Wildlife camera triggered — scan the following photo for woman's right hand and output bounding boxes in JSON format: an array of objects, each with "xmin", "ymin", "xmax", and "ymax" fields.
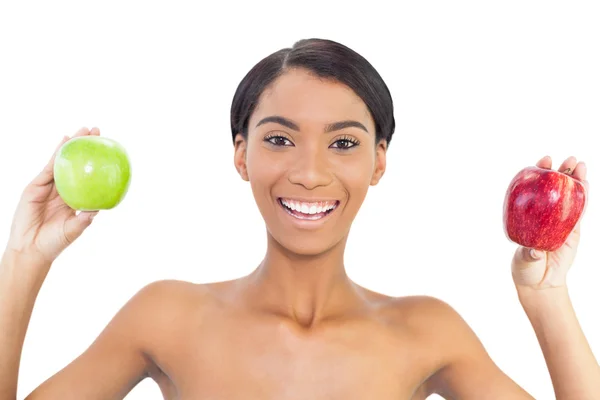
[{"xmin": 5, "ymin": 127, "xmax": 101, "ymax": 265}]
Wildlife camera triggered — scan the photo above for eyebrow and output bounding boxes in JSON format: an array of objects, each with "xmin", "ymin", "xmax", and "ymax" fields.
[{"xmin": 255, "ymin": 115, "xmax": 369, "ymax": 134}]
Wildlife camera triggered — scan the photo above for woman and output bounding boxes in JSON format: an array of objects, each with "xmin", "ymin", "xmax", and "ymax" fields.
[{"xmin": 0, "ymin": 38, "xmax": 598, "ymax": 399}]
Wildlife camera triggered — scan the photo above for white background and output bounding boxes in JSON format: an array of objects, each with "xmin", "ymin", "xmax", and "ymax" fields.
[{"xmin": 1, "ymin": 1, "xmax": 599, "ymax": 399}]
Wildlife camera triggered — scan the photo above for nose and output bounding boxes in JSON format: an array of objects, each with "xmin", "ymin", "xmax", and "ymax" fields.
[{"xmin": 287, "ymin": 144, "xmax": 333, "ymax": 190}]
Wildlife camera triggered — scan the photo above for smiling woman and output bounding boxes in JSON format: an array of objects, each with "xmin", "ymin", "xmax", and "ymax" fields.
[
  {"xmin": 0, "ymin": 38, "xmax": 599, "ymax": 400},
  {"xmin": 229, "ymin": 39, "xmax": 391, "ymax": 260}
]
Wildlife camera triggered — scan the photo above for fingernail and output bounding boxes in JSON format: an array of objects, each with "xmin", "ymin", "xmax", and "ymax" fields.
[{"xmin": 529, "ymin": 248, "xmax": 541, "ymax": 259}]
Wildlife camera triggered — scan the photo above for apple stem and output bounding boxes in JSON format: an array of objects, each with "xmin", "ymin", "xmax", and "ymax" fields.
[{"xmin": 564, "ymin": 168, "xmax": 572, "ymax": 175}]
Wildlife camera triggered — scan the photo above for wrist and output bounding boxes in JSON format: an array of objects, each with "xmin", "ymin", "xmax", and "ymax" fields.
[
  {"xmin": 1, "ymin": 248, "xmax": 52, "ymax": 289},
  {"xmin": 516, "ymin": 284, "xmax": 571, "ymax": 319}
]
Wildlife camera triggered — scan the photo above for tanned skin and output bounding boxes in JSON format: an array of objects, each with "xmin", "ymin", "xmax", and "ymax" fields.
[{"xmin": 1, "ymin": 69, "xmax": 598, "ymax": 399}]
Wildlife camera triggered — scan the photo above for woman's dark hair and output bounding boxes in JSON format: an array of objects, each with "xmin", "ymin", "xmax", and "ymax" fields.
[{"xmin": 230, "ymin": 38, "xmax": 396, "ymax": 146}]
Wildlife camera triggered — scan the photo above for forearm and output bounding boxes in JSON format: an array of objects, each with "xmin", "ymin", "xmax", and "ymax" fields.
[
  {"xmin": 519, "ymin": 286, "xmax": 600, "ymax": 399},
  {"xmin": 0, "ymin": 250, "xmax": 50, "ymax": 400}
]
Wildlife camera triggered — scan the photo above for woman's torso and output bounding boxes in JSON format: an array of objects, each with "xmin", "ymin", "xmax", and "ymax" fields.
[{"xmin": 137, "ymin": 280, "xmax": 447, "ymax": 400}]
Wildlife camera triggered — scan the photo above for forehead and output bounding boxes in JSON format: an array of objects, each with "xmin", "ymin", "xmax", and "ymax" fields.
[{"xmin": 250, "ymin": 68, "xmax": 374, "ymax": 130}]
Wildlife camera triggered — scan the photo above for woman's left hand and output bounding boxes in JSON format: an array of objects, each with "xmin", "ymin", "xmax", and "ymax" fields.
[{"xmin": 511, "ymin": 156, "xmax": 589, "ymax": 292}]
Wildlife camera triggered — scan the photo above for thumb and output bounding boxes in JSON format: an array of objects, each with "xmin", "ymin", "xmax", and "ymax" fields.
[
  {"xmin": 511, "ymin": 246, "xmax": 547, "ymax": 287},
  {"xmin": 64, "ymin": 211, "xmax": 98, "ymax": 243},
  {"xmin": 518, "ymin": 247, "xmax": 545, "ymax": 263}
]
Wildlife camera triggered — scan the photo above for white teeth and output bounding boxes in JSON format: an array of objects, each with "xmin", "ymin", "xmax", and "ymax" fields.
[{"xmin": 280, "ymin": 199, "xmax": 337, "ymax": 215}]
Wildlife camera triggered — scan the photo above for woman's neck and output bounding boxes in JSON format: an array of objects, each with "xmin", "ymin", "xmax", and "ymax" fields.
[{"xmin": 244, "ymin": 234, "xmax": 363, "ymax": 327}]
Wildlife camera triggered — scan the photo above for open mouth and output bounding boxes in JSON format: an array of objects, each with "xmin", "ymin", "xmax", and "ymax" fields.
[{"xmin": 278, "ymin": 198, "xmax": 340, "ymax": 221}]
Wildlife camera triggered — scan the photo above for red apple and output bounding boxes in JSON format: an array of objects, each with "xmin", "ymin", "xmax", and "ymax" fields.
[{"xmin": 503, "ymin": 166, "xmax": 586, "ymax": 251}]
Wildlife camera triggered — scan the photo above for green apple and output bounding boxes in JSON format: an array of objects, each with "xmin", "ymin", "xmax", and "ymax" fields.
[{"xmin": 53, "ymin": 136, "xmax": 132, "ymax": 211}]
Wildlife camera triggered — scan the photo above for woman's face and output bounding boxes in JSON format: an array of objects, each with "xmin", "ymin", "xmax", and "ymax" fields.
[{"xmin": 234, "ymin": 68, "xmax": 387, "ymax": 256}]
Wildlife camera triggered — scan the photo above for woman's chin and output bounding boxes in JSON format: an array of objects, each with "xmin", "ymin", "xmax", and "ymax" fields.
[{"xmin": 269, "ymin": 234, "xmax": 345, "ymax": 258}]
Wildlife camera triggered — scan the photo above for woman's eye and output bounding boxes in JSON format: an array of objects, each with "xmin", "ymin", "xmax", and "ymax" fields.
[
  {"xmin": 266, "ymin": 136, "xmax": 293, "ymax": 146},
  {"xmin": 331, "ymin": 139, "xmax": 358, "ymax": 150}
]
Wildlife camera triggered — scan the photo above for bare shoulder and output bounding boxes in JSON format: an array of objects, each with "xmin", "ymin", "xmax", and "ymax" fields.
[
  {"xmin": 360, "ymin": 289, "xmax": 461, "ymax": 331},
  {"xmin": 385, "ymin": 295, "xmax": 485, "ymax": 365},
  {"xmin": 25, "ymin": 279, "xmax": 219, "ymax": 399},
  {"xmin": 120, "ymin": 279, "xmax": 199, "ymax": 322},
  {"xmin": 82, "ymin": 279, "xmax": 217, "ymax": 352},
  {"xmin": 371, "ymin": 294, "xmax": 471, "ymax": 365},
  {"xmin": 132, "ymin": 278, "xmax": 207, "ymax": 299},
  {"xmin": 387, "ymin": 295, "xmax": 471, "ymax": 335},
  {"xmin": 129, "ymin": 279, "xmax": 209, "ymax": 308},
  {"xmin": 382, "ymin": 293, "xmax": 458, "ymax": 320},
  {"xmin": 379, "ymin": 294, "xmax": 533, "ymax": 399},
  {"xmin": 124, "ymin": 279, "xmax": 226, "ymax": 328}
]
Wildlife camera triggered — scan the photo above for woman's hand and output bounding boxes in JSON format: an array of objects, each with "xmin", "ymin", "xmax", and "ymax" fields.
[
  {"xmin": 511, "ymin": 155, "xmax": 589, "ymax": 292},
  {"xmin": 5, "ymin": 127, "xmax": 101, "ymax": 265}
]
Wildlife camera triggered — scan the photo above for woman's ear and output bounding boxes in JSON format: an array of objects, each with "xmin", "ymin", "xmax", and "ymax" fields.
[
  {"xmin": 370, "ymin": 139, "xmax": 387, "ymax": 186},
  {"xmin": 234, "ymin": 133, "xmax": 249, "ymax": 181}
]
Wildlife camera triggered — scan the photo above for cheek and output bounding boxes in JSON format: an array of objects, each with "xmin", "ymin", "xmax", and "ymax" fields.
[
  {"xmin": 333, "ymin": 153, "xmax": 374, "ymax": 187},
  {"xmin": 245, "ymin": 143, "xmax": 291, "ymax": 205},
  {"xmin": 246, "ymin": 144, "xmax": 286, "ymax": 182}
]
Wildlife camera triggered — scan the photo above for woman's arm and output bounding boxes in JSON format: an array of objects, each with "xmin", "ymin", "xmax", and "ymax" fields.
[
  {"xmin": 0, "ymin": 251, "xmax": 49, "ymax": 399},
  {"xmin": 519, "ymin": 286, "xmax": 600, "ymax": 398},
  {"xmin": 0, "ymin": 127, "xmax": 150, "ymax": 399},
  {"xmin": 423, "ymin": 291, "xmax": 597, "ymax": 399},
  {"xmin": 420, "ymin": 297, "xmax": 535, "ymax": 399},
  {"xmin": 428, "ymin": 156, "xmax": 599, "ymax": 399},
  {"xmin": 1, "ymin": 249, "xmax": 152, "ymax": 400},
  {"xmin": 510, "ymin": 156, "xmax": 599, "ymax": 398}
]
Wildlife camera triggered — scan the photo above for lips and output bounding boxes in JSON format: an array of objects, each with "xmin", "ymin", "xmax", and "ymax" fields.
[{"xmin": 278, "ymin": 198, "xmax": 339, "ymax": 220}]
